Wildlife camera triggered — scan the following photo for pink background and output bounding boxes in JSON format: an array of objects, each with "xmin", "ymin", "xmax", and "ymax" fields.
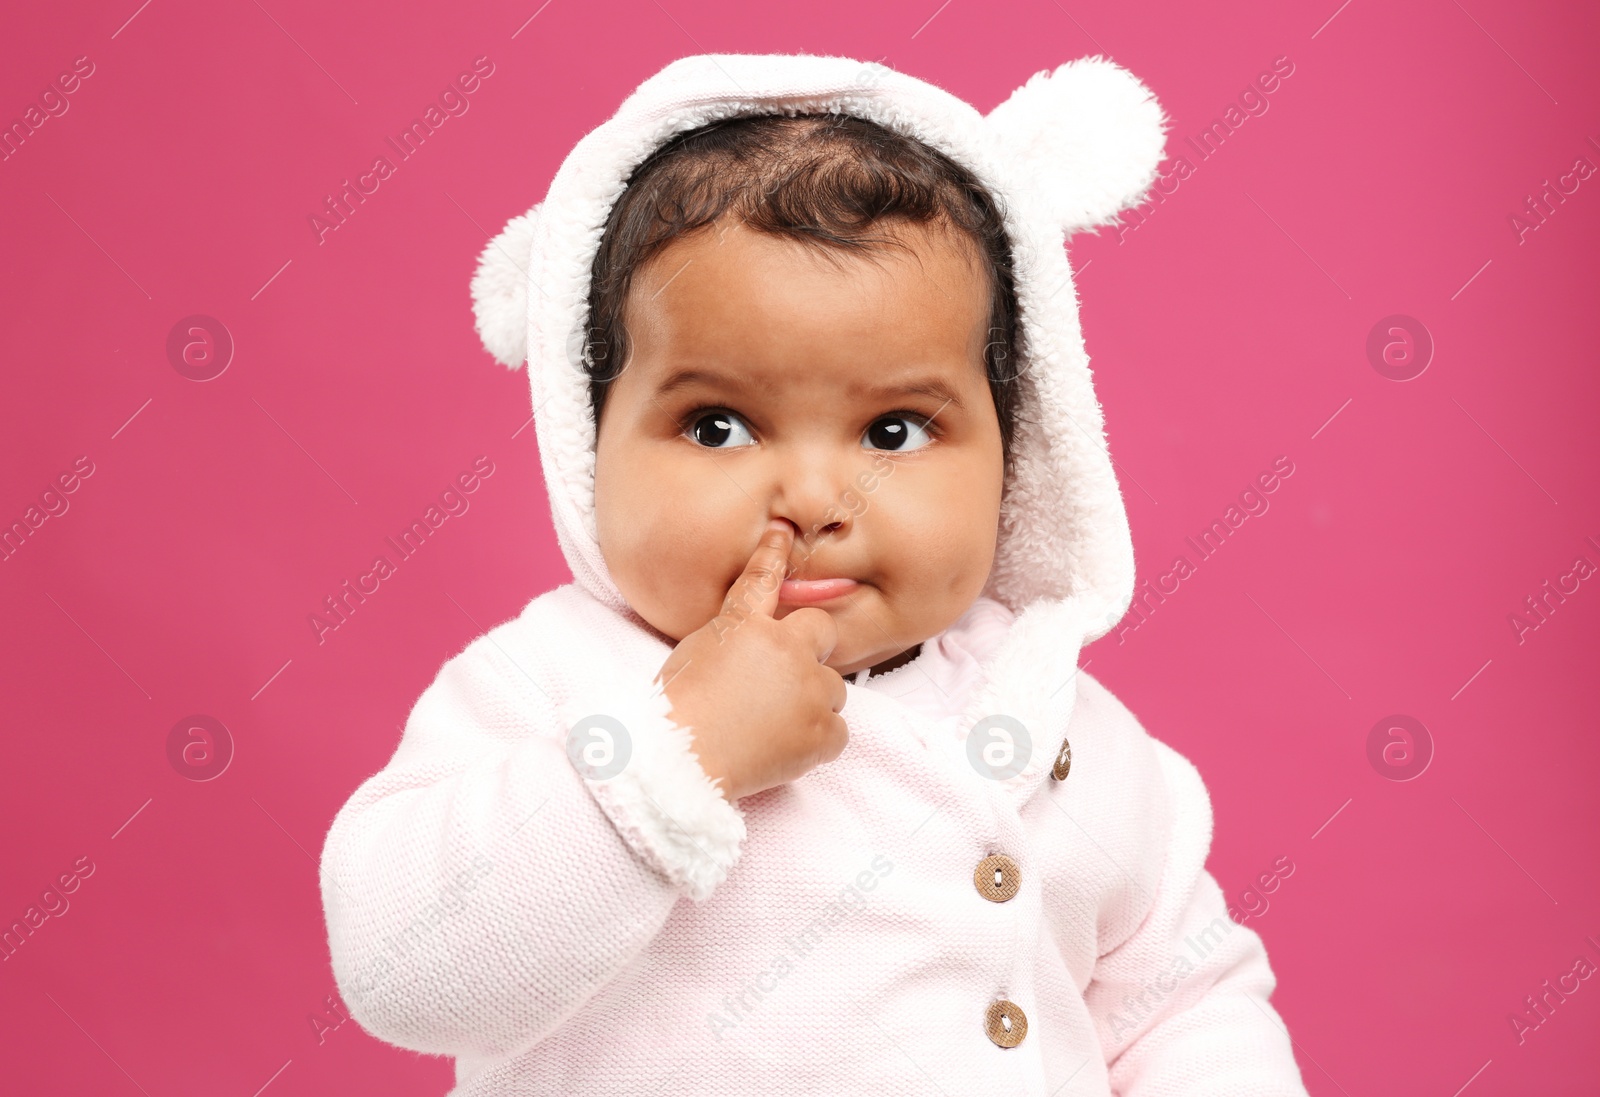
[{"xmin": 2, "ymin": 0, "xmax": 1596, "ymax": 1093}]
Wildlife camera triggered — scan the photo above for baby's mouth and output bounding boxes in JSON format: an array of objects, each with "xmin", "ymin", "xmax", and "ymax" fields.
[{"xmin": 778, "ymin": 577, "xmax": 861, "ymax": 605}]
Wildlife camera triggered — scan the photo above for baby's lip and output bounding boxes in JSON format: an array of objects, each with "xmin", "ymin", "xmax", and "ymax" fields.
[{"xmin": 778, "ymin": 577, "xmax": 861, "ymax": 605}]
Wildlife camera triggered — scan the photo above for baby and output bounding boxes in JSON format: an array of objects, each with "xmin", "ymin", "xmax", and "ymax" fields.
[{"xmin": 321, "ymin": 53, "xmax": 1311, "ymax": 1096}]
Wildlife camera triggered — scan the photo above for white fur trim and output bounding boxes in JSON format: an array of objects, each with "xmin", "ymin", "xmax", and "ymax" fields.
[
  {"xmin": 562, "ymin": 684, "xmax": 747, "ymax": 902},
  {"xmin": 984, "ymin": 56, "xmax": 1167, "ymax": 237},
  {"xmin": 470, "ymin": 203, "xmax": 541, "ymax": 369}
]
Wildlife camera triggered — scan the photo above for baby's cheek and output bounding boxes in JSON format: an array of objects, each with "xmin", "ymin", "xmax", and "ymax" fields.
[
  {"xmin": 598, "ymin": 473, "xmax": 679, "ymax": 618},
  {"xmin": 632, "ymin": 485, "xmax": 752, "ymax": 632},
  {"xmin": 877, "ymin": 478, "xmax": 996, "ymax": 602},
  {"xmin": 879, "ymin": 483, "xmax": 965, "ymax": 566}
]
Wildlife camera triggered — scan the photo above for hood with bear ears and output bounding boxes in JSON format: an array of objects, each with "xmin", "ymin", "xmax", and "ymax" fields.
[{"xmin": 471, "ymin": 52, "xmax": 1166, "ymax": 646}]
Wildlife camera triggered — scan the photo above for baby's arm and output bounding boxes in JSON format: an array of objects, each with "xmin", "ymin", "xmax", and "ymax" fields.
[
  {"xmin": 318, "ymin": 612, "xmax": 745, "ymax": 1061},
  {"xmin": 1085, "ymin": 740, "xmax": 1309, "ymax": 1096}
]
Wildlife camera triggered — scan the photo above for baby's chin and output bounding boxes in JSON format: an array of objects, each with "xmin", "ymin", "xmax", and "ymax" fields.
[{"xmin": 770, "ymin": 589, "xmax": 938, "ymax": 675}]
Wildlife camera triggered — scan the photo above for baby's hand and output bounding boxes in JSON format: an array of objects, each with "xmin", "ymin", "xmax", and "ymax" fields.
[{"xmin": 655, "ymin": 519, "xmax": 849, "ymax": 803}]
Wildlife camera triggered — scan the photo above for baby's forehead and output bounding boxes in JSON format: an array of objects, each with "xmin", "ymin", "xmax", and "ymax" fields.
[
  {"xmin": 630, "ymin": 217, "xmax": 989, "ymax": 327},
  {"xmin": 637, "ymin": 211, "xmax": 984, "ymax": 279}
]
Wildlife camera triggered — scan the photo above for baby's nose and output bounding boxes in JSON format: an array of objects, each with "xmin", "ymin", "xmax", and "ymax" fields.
[
  {"xmin": 782, "ymin": 514, "xmax": 845, "ymax": 551},
  {"xmin": 771, "ymin": 449, "xmax": 864, "ymax": 541}
]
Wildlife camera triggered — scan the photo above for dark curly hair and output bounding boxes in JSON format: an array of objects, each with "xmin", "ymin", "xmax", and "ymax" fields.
[{"xmin": 582, "ymin": 112, "xmax": 1025, "ymax": 466}]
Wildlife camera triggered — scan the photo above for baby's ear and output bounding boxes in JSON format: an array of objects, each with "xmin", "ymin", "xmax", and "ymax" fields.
[
  {"xmin": 985, "ymin": 57, "xmax": 1167, "ymax": 239},
  {"xmin": 470, "ymin": 202, "xmax": 542, "ymax": 369}
]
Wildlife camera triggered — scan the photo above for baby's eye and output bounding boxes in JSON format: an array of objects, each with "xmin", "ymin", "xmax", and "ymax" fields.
[
  {"xmin": 686, "ymin": 409, "xmax": 755, "ymax": 449},
  {"xmin": 863, "ymin": 414, "xmax": 933, "ymax": 452}
]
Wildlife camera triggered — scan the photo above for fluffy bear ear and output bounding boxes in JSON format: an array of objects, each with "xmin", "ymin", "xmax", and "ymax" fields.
[
  {"xmin": 985, "ymin": 57, "xmax": 1167, "ymax": 238},
  {"xmin": 470, "ymin": 203, "xmax": 541, "ymax": 369}
]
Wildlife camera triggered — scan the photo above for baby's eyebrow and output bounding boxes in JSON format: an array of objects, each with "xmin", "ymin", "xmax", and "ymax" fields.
[
  {"xmin": 860, "ymin": 378, "xmax": 966, "ymax": 411},
  {"xmin": 651, "ymin": 366, "xmax": 766, "ymax": 399},
  {"xmin": 652, "ymin": 366, "xmax": 965, "ymax": 411}
]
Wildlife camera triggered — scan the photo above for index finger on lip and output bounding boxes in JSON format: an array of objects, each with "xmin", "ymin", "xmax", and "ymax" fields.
[{"xmin": 723, "ymin": 519, "xmax": 795, "ymax": 620}]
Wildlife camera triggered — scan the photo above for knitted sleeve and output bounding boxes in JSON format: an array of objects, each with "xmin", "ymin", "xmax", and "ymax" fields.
[
  {"xmin": 317, "ymin": 614, "xmax": 747, "ymax": 1060},
  {"xmin": 1085, "ymin": 740, "xmax": 1310, "ymax": 1096}
]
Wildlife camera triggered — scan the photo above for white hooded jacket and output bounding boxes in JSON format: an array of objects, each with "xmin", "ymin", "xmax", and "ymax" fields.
[{"xmin": 319, "ymin": 52, "xmax": 1311, "ymax": 1096}]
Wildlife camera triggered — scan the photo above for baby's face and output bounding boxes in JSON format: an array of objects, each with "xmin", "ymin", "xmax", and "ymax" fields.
[{"xmin": 593, "ymin": 217, "xmax": 1004, "ymax": 677}]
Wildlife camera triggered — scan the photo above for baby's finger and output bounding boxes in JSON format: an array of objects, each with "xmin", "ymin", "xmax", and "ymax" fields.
[
  {"xmin": 780, "ymin": 606, "xmax": 838, "ymax": 663},
  {"xmin": 722, "ymin": 519, "xmax": 795, "ymax": 620},
  {"xmin": 825, "ymin": 666, "xmax": 847, "ymax": 714}
]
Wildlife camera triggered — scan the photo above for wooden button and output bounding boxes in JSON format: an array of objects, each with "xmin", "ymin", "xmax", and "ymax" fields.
[
  {"xmin": 1051, "ymin": 736, "xmax": 1072, "ymax": 781},
  {"xmin": 984, "ymin": 999, "xmax": 1028, "ymax": 1048},
  {"xmin": 973, "ymin": 854, "xmax": 1020, "ymax": 902}
]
